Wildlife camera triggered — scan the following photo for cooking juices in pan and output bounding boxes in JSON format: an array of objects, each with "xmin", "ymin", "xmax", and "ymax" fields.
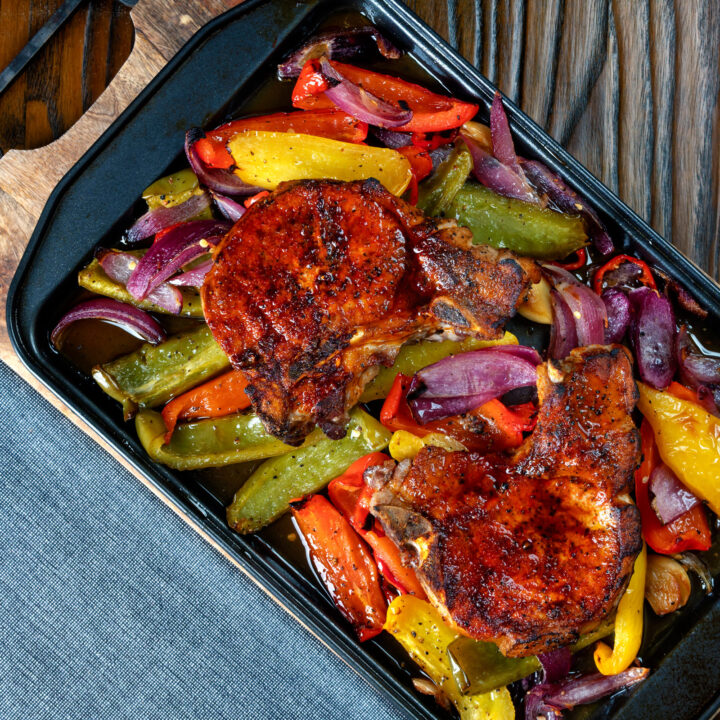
[{"xmin": 50, "ymin": 13, "xmax": 720, "ymax": 720}]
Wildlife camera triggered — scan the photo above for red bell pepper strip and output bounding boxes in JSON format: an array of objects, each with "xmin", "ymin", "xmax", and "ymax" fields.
[
  {"xmin": 380, "ymin": 374, "xmax": 535, "ymax": 452},
  {"xmin": 291, "ymin": 494, "xmax": 387, "ymax": 641},
  {"xmin": 194, "ymin": 109, "xmax": 369, "ymax": 169},
  {"xmin": 397, "ymin": 144, "xmax": 433, "ymax": 204},
  {"xmin": 551, "ymin": 247, "xmax": 587, "ymax": 271},
  {"xmin": 410, "ymin": 129, "xmax": 458, "ymax": 151},
  {"xmin": 634, "ymin": 418, "xmax": 711, "ymax": 554},
  {"xmin": 161, "ymin": 369, "xmax": 250, "ymax": 443},
  {"xmin": 292, "ymin": 59, "xmax": 479, "ymax": 133},
  {"xmin": 327, "ymin": 453, "xmax": 427, "ymax": 599},
  {"xmin": 244, "ymin": 190, "xmax": 270, "ymax": 208},
  {"xmin": 593, "ymin": 254, "xmax": 657, "ymax": 294}
]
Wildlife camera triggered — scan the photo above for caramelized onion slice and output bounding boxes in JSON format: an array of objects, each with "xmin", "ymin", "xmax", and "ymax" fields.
[
  {"xmin": 277, "ymin": 26, "xmax": 401, "ymax": 79},
  {"xmin": 319, "ymin": 58, "xmax": 413, "ymax": 128},
  {"xmin": 125, "ymin": 192, "xmax": 210, "ymax": 244},
  {"xmin": 126, "ymin": 220, "xmax": 229, "ymax": 301},
  {"xmin": 51, "ymin": 298, "xmax": 166, "ymax": 348},
  {"xmin": 407, "ymin": 347, "xmax": 538, "ymax": 423}
]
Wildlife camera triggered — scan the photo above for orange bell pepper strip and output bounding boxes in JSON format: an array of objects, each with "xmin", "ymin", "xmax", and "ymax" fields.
[
  {"xmin": 193, "ymin": 109, "xmax": 369, "ymax": 169},
  {"xmin": 634, "ymin": 418, "xmax": 711, "ymax": 555},
  {"xmin": 161, "ymin": 369, "xmax": 250, "ymax": 443},
  {"xmin": 291, "ymin": 494, "xmax": 387, "ymax": 641},
  {"xmin": 380, "ymin": 374, "xmax": 535, "ymax": 452},
  {"xmin": 244, "ymin": 190, "xmax": 270, "ymax": 208},
  {"xmin": 592, "ymin": 254, "xmax": 656, "ymax": 294},
  {"xmin": 292, "ymin": 59, "xmax": 479, "ymax": 133},
  {"xmin": 327, "ymin": 453, "xmax": 427, "ymax": 599}
]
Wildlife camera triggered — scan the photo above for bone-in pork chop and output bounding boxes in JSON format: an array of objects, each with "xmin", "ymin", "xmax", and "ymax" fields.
[
  {"xmin": 370, "ymin": 346, "xmax": 642, "ymax": 657},
  {"xmin": 203, "ymin": 179, "xmax": 538, "ymax": 444}
]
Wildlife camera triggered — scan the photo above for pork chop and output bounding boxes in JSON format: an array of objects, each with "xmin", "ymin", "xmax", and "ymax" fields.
[
  {"xmin": 370, "ymin": 345, "xmax": 642, "ymax": 656},
  {"xmin": 202, "ymin": 179, "xmax": 538, "ymax": 444}
]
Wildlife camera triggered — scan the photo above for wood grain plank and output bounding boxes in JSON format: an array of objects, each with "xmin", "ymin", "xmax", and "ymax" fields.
[
  {"xmin": 565, "ymin": 0, "xmax": 619, "ymax": 194},
  {"xmin": 493, "ymin": 0, "xmax": 525, "ymax": 102},
  {"xmin": 548, "ymin": 0, "xmax": 609, "ymax": 148},
  {"xmin": 0, "ymin": 0, "xmax": 31, "ymax": 151},
  {"xmin": 613, "ymin": 0, "xmax": 653, "ymax": 221},
  {"xmin": 520, "ymin": 0, "xmax": 563, "ymax": 129},
  {"xmin": 648, "ymin": 0, "xmax": 675, "ymax": 242},
  {"xmin": 672, "ymin": 0, "xmax": 720, "ymax": 276}
]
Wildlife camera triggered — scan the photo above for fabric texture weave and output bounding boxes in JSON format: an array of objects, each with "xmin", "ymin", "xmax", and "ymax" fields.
[{"xmin": 0, "ymin": 362, "xmax": 399, "ymax": 720}]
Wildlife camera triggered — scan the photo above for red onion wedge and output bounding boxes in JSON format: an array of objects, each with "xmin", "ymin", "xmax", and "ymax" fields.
[
  {"xmin": 277, "ymin": 26, "xmax": 401, "ymax": 79},
  {"xmin": 462, "ymin": 133, "xmax": 539, "ymax": 204},
  {"xmin": 126, "ymin": 219, "xmax": 229, "ymax": 301},
  {"xmin": 407, "ymin": 347, "xmax": 538, "ymax": 423},
  {"xmin": 51, "ymin": 298, "xmax": 166, "ymax": 348},
  {"xmin": 538, "ymin": 648, "xmax": 572, "ymax": 684},
  {"xmin": 185, "ymin": 128, "xmax": 263, "ymax": 196},
  {"xmin": 650, "ymin": 463, "xmax": 701, "ymax": 525},
  {"xmin": 628, "ymin": 287, "xmax": 677, "ymax": 389},
  {"xmin": 319, "ymin": 58, "xmax": 413, "ymax": 128},
  {"xmin": 676, "ymin": 326, "xmax": 720, "ymax": 415},
  {"xmin": 168, "ymin": 259, "xmax": 213, "ymax": 288},
  {"xmin": 525, "ymin": 667, "xmax": 649, "ymax": 719},
  {"xmin": 489, "ymin": 92, "xmax": 524, "ymax": 177},
  {"xmin": 98, "ymin": 250, "xmax": 183, "ymax": 314},
  {"xmin": 370, "ymin": 127, "xmax": 413, "ymax": 148},
  {"xmin": 520, "ymin": 159, "xmax": 614, "ymax": 255},
  {"xmin": 125, "ymin": 191, "xmax": 210, "ymax": 245},
  {"xmin": 549, "ymin": 288, "xmax": 578, "ymax": 360},
  {"xmin": 544, "ymin": 264, "xmax": 607, "ymax": 348},
  {"xmin": 211, "ymin": 191, "xmax": 246, "ymax": 222},
  {"xmin": 602, "ymin": 287, "xmax": 631, "ymax": 343}
]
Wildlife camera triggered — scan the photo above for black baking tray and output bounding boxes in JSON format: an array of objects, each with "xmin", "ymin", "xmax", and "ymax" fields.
[{"xmin": 7, "ymin": 1, "xmax": 720, "ymax": 718}]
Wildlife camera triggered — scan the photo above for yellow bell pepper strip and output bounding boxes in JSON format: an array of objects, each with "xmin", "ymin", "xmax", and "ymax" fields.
[
  {"xmin": 447, "ymin": 615, "xmax": 615, "ymax": 695},
  {"xmin": 291, "ymin": 494, "xmax": 387, "ymax": 642},
  {"xmin": 226, "ymin": 408, "xmax": 391, "ymax": 534},
  {"xmin": 227, "ymin": 130, "xmax": 412, "ymax": 196},
  {"xmin": 637, "ymin": 381, "xmax": 720, "ymax": 515},
  {"xmin": 447, "ymin": 181, "xmax": 588, "ymax": 259},
  {"xmin": 388, "ymin": 429, "xmax": 466, "ymax": 461},
  {"xmin": 384, "ymin": 595, "xmax": 515, "ymax": 719},
  {"xmin": 517, "ymin": 277, "xmax": 553, "ymax": 324},
  {"xmin": 135, "ymin": 409, "xmax": 320, "ymax": 471},
  {"xmin": 594, "ymin": 544, "xmax": 647, "ymax": 675},
  {"xmin": 93, "ymin": 325, "xmax": 230, "ymax": 419},
  {"xmin": 360, "ymin": 332, "xmax": 518, "ymax": 402},
  {"xmin": 78, "ymin": 257, "xmax": 203, "ymax": 318}
]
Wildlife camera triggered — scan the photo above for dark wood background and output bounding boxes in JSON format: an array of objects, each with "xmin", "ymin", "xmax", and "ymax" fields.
[{"xmin": 0, "ymin": 0, "xmax": 718, "ymax": 278}]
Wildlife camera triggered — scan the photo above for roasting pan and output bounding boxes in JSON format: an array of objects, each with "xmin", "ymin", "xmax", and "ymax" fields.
[{"xmin": 7, "ymin": 0, "xmax": 720, "ymax": 717}]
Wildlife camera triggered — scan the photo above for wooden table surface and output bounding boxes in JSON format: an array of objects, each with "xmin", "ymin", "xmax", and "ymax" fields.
[{"xmin": 1, "ymin": 0, "xmax": 718, "ymax": 278}]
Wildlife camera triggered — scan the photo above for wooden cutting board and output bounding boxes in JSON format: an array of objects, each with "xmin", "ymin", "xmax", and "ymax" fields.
[{"xmin": 0, "ymin": 0, "xmax": 718, "ymax": 557}]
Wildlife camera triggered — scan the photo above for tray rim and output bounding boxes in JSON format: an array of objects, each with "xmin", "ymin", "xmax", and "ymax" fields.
[{"xmin": 6, "ymin": 1, "xmax": 720, "ymax": 718}]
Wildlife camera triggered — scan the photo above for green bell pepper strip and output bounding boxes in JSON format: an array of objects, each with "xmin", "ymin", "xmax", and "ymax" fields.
[
  {"xmin": 135, "ymin": 409, "xmax": 323, "ymax": 470},
  {"xmin": 417, "ymin": 143, "xmax": 473, "ymax": 216},
  {"xmin": 447, "ymin": 615, "xmax": 615, "ymax": 695},
  {"xmin": 227, "ymin": 408, "xmax": 391, "ymax": 534},
  {"xmin": 360, "ymin": 331, "xmax": 517, "ymax": 402},
  {"xmin": 93, "ymin": 324, "xmax": 230, "ymax": 418},
  {"xmin": 142, "ymin": 168, "xmax": 200, "ymax": 209},
  {"xmin": 78, "ymin": 258, "xmax": 204, "ymax": 318},
  {"xmin": 447, "ymin": 182, "xmax": 588, "ymax": 259}
]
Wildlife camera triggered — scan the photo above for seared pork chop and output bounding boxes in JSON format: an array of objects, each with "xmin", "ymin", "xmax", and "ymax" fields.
[
  {"xmin": 203, "ymin": 179, "xmax": 538, "ymax": 444},
  {"xmin": 370, "ymin": 346, "xmax": 642, "ymax": 657}
]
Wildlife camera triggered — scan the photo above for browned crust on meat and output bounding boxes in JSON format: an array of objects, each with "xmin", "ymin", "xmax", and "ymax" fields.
[
  {"xmin": 372, "ymin": 345, "xmax": 642, "ymax": 656},
  {"xmin": 202, "ymin": 179, "xmax": 536, "ymax": 444}
]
